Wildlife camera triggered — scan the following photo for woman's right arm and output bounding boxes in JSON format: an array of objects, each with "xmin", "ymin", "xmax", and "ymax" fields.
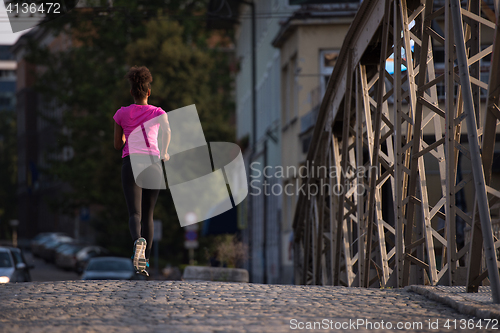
[{"xmin": 160, "ymin": 114, "xmax": 171, "ymax": 161}]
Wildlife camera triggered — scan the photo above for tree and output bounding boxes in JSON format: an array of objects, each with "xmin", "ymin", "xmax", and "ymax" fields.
[
  {"xmin": 0, "ymin": 111, "xmax": 17, "ymax": 240},
  {"xmin": 25, "ymin": 2, "xmax": 235, "ymax": 263}
]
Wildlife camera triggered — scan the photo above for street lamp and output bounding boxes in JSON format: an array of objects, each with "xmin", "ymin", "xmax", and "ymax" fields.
[
  {"xmin": 237, "ymin": 0, "xmax": 259, "ymax": 284},
  {"xmin": 9, "ymin": 219, "xmax": 19, "ymax": 248},
  {"xmin": 240, "ymin": 0, "xmax": 257, "ymax": 152}
]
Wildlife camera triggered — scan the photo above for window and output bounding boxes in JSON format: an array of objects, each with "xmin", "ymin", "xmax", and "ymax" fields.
[
  {"xmin": 284, "ymin": 182, "xmax": 294, "ymax": 230},
  {"xmin": 319, "ymin": 50, "xmax": 338, "ymax": 96},
  {"xmin": 0, "ymin": 95, "xmax": 12, "ymax": 107},
  {"xmin": 0, "ymin": 70, "xmax": 15, "ymax": 78},
  {"xmin": 0, "ymin": 46, "xmax": 14, "ymax": 60},
  {"xmin": 282, "ymin": 54, "xmax": 299, "ymax": 127},
  {"xmin": 291, "ymin": 54, "xmax": 298, "ymax": 119},
  {"xmin": 281, "ymin": 64, "xmax": 289, "ymax": 125},
  {"xmin": 257, "ymin": 0, "xmax": 268, "ymax": 41},
  {"xmin": 0, "ymin": 252, "xmax": 12, "ymax": 268},
  {"xmin": 433, "ymin": 48, "xmax": 445, "ymax": 66}
]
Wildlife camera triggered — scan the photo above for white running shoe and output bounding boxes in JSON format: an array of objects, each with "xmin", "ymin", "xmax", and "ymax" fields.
[{"xmin": 132, "ymin": 238, "xmax": 148, "ymax": 274}]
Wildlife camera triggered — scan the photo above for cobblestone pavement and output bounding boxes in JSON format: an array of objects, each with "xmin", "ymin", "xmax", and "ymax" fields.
[{"xmin": 0, "ymin": 281, "xmax": 496, "ymax": 332}]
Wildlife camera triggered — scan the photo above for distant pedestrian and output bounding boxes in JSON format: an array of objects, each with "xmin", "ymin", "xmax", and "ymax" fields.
[{"xmin": 113, "ymin": 66, "xmax": 171, "ymax": 276}]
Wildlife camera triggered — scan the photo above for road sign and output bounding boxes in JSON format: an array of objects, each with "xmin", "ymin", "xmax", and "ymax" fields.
[
  {"xmin": 185, "ymin": 230, "xmax": 198, "ymax": 241},
  {"xmin": 153, "ymin": 220, "xmax": 162, "ymax": 241},
  {"xmin": 184, "ymin": 240, "xmax": 199, "ymax": 249},
  {"xmin": 184, "ymin": 212, "xmax": 199, "ymax": 249},
  {"xmin": 184, "ymin": 223, "xmax": 199, "ymax": 232},
  {"xmin": 80, "ymin": 207, "xmax": 90, "ymax": 221}
]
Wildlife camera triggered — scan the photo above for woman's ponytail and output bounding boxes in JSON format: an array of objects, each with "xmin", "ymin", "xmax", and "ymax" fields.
[{"xmin": 125, "ymin": 66, "xmax": 152, "ymax": 99}]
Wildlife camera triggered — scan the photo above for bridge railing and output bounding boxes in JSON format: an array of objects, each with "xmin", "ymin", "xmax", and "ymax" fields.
[{"xmin": 292, "ymin": 0, "xmax": 500, "ymax": 302}]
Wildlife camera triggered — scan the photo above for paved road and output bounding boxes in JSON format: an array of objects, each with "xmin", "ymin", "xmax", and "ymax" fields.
[
  {"xmin": 0, "ymin": 280, "xmax": 492, "ymax": 333},
  {"xmin": 24, "ymin": 252, "xmax": 81, "ymax": 282}
]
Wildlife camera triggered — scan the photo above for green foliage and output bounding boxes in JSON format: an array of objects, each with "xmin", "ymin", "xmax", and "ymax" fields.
[
  {"xmin": 25, "ymin": 3, "xmax": 234, "ymax": 264},
  {"xmin": 125, "ymin": 16, "xmax": 234, "ymax": 143},
  {"xmin": 203, "ymin": 234, "xmax": 248, "ymax": 268}
]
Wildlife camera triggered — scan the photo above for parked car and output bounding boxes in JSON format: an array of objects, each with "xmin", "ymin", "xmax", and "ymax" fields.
[
  {"xmin": 39, "ymin": 236, "xmax": 74, "ymax": 262},
  {"xmin": 75, "ymin": 246, "xmax": 109, "ymax": 273},
  {"xmin": 31, "ymin": 232, "xmax": 67, "ymax": 256},
  {"xmin": 31, "ymin": 234, "xmax": 57, "ymax": 256},
  {"xmin": 81, "ymin": 257, "xmax": 145, "ymax": 280},
  {"xmin": 0, "ymin": 247, "xmax": 33, "ymax": 283},
  {"xmin": 55, "ymin": 244, "xmax": 84, "ymax": 270}
]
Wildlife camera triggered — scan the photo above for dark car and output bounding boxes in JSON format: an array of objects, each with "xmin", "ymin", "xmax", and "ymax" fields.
[
  {"xmin": 81, "ymin": 257, "xmax": 145, "ymax": 280},
  {"xmin": 74, "ymin": 246, "xmax": 109, "ymax": 273},
  {"xmin": 0, "ymin": 247, "xmax": 33, "ymax": 283}
]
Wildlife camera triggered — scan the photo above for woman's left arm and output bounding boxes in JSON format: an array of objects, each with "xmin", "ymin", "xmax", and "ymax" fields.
[{"xmin": 114, "ymin": 122, "xmax": 125, "ymax": 150}]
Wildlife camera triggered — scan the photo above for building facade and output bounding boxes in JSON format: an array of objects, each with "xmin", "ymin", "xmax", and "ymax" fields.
[
  {"xmin": 272, "ymin": 3, "xmax": 358, "ymax": 283},
  {"xmin": 0, "ymin": 45, "xmax": 17, "ymax": 113},
  {"xmin": 228, "ymin": 0, "xmax": 358, "ymax": 283},
  {"xmin": 12, "ymin": 27, "xmax": 75, "ymax": 239},
  {"xmin": 221, "ymin": 0, "xmax": 298, "ymax": 284}
]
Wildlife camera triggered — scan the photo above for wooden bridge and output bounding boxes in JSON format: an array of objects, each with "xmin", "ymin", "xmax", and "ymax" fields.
[{"xmin": 292, "ymin": 0, "xmax": 500, "ymax": 302}]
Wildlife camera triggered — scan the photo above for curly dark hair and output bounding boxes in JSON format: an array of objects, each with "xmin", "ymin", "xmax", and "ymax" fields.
[{"xmin": 125, "ymin": 66, "xmax": 152, "ymax": 99}]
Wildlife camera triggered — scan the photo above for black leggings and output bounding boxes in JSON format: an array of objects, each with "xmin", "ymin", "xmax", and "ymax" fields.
[{"xmin": 121, "ymin": 156, "xmax": 161, "ymax": 259}]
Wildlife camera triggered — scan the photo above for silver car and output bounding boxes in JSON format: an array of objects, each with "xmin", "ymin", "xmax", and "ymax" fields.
[
  {"xmin": 0, "ymin": 247, "xmax": 32, "ymax": 283},
  {"xmin": 74, "ymin": 246, "xmax": 109, "ymax": 273},
  {"xmin": 30, "ymin": 232, "xmax": 67, "ymax": 256},
  {"xmin": 55, "ymin": 244, "xmax": 84, "ymax": 270}
]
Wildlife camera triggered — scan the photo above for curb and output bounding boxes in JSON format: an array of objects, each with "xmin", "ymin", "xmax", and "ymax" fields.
[
  {"xmin": 182, "ymin": 265, "xmax": 249, "ymax": 283},
  {"xmin": 407, "ymin": 285, "xmax": 500, "ymax": 320}
]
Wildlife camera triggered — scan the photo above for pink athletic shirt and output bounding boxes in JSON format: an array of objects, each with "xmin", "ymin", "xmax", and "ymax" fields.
[{"xmin": 113, "ymin": 104, "xmax": 167, "ymax": 158}]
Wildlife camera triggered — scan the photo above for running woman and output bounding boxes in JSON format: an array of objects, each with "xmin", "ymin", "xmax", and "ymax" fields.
[{"xmin": 113, "ymin": 66, "xmax": 171, "ymax": 276}]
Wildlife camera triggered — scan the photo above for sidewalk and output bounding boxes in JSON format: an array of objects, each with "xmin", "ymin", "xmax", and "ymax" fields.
[
  {"xmin": 0, "ymin": 280, "xmax": 492, "ymax": 332},
  {"xmin": 409, "ymin": 285, "xmax": 500, "ymax": 320}
]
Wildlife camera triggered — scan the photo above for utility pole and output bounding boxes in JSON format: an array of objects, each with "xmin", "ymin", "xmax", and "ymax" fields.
[
  {"xmin": 211, "ymin": 0, "xmax": 258, "ymax": 282},
  {"xmin": 238, "ymin": 0, "xmax": 258, "ymax": 283},
  {"xmin": 237, "ymin": 0, "xmax": 257, "ymax": 150}
]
